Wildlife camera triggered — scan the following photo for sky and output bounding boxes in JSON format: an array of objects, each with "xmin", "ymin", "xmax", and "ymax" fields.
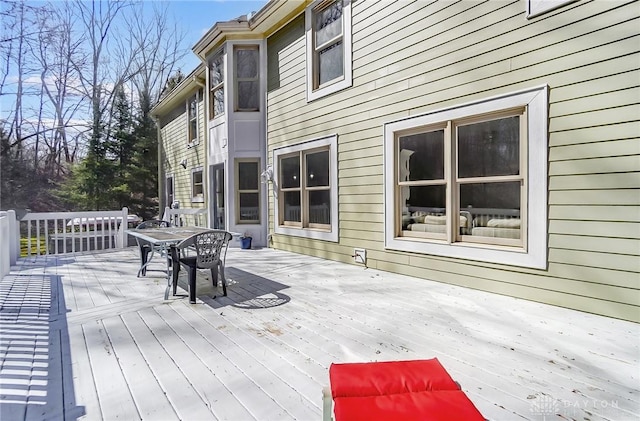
[
  {"xmin": 165, "ymin": 0, "xmax": 269, "ymax": 72},
  {"xmin": 0, "ymin": 0, "xmax": 268, "ymax": 133}
]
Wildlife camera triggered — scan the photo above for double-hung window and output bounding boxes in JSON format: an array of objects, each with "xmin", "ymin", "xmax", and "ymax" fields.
[
  {"xmin": 166, "ymin": 175, "xmax": 174, "ymax": 207},
  {"xmin": 274, "ymin": 135, "xmax": 338, "ymax": 242},
  {"xmin": 384, "ymin": 87, "xmax": 548, "ymax": 268},
  {"xmin": 305, "ymin": 0, "xmax": 352, "ymax": 101},
  {"xmin": 192, "ymin": 168, "xmax": 204, "ymax": 203},
  {"xmin": 187, "ymin": 93, "xmax": 198, "ymax": 145},
  {"xmin": 235, "ymin": 46, "xmax": 259, "ymax": 111},
  {"xmin": 209, "ymin": 51, "xmax": 224, "ymax": 119},
  {"xmin": 236, "ymin": 159, "xmax": 260, "ymax": 224}
]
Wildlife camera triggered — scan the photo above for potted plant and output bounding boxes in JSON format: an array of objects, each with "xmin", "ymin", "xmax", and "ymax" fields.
[{"xmin": 240, "ymin": 232, "xmax": 252, "ymax": 249}]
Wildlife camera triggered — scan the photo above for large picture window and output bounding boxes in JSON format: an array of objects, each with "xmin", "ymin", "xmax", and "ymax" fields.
[
  {"xmin": 384, "ymin": 86, "xmax": 548, "ymax": 268},
  {"xmin": 234, "ymin": 46, "xmax": 259, "ymax": 111},
  {"xmin": 305, "ymin": 0, "xmax": 352, "ymax": 101},
  {"xmin": 398, "ymin": 112, "xmax": 525, "ymax": 248},
  {"xmin": 274, "ymin": 135, "xmax": 338, "ymax": 242},
  {"xmin": 235, "ymin": 159, "xmax": 260, "ymax": 224},
  {"xmin": 209, "ymin": 51, "xmax": 224, "ymax": 119}
]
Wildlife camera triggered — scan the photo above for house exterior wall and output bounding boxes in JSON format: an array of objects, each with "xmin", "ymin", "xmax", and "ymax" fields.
[
  {"xmin": 265, "ymin": 1, "xmax": 640, "ymax": 321},
  {"xmin": 159, "ymin": 90, "xmax": 207, "ymax": 212},
  {"xmin": 203, "ymin": 40, "xmax": 269, "ymax": 246}
]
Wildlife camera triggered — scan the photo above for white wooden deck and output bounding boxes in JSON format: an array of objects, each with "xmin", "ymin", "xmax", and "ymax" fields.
[{"xmin": 0, "ymin": 247, "xmax": 638, "ymax": 421}]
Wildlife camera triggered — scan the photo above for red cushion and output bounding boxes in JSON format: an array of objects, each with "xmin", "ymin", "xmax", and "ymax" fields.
[
  {"xmin": 329, "ymin": 359, "xmax": 460, "ymax": 398},
  {"xmin": 333, "ymin": 390, "xmax": 485, "ymax": 421}
]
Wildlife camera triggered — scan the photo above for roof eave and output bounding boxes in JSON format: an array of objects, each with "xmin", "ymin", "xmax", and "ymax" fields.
[
  {"xmin": 193, "ymin": 0, "xmax": 309, "ymax": 59},
  {"xmin": 151, "ymin": 66, "xmax": 206, "ymax": 117}
]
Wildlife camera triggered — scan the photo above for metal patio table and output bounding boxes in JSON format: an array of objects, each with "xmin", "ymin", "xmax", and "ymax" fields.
[{"xmin": 127, "ymin": 226, "xmax": 215, "ymax": 299}]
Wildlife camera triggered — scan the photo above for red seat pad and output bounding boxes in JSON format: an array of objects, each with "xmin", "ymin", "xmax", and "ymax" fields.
[
  {"xmin": 333, "ymin": 390, "xmax": 485, "ymax": 421},
  {"xmin": 329, "ymin": 359, "xmax": 460, "ymax": 398}
]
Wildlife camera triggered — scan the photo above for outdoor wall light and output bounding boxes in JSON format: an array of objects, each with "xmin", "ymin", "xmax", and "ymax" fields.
[
  {"xmin": 260, "ymin": 166, "xmax": 274, "ymax": 184},
  {"xmin": 180, "ymin": 159, "xmax": 188, "ymax": 169}
]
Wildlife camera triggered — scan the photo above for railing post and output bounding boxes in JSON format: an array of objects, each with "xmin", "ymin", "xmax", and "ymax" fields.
[
  {"xmin": 118, "ymin": 207, "xmax": 128, "ymax": 249},
  {"xmin": 8, "ymin": 210, "xmax": 18, "ymax": 264},
  {"xmin": 0, "ymin": 212, "xmax": 8, "ymax": 278}
]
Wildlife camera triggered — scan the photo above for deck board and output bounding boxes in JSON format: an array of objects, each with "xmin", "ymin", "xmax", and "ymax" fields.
[
  {"xmin": 100, "ymin": 315, "xmax": 178, "ymax": 420},
  {"xmin": 167, "ymin": 303, "xmax": 303, "ymax": 420},
  {"xmin": 120, "ymin": 311, "xmax": 214, "ymax": 420},
  {"xmin": 0, "ymin": 248, "xmax": 638, "ymax": 421},
  {"xmin": 154, "ymin": 304, "xmax": 257, "ymax": 421},
  {"xmin": 82, "ymin": 319, "xmax": 139, "ymax": 420}
]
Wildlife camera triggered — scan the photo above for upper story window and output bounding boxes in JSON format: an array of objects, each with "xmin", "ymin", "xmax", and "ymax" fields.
[
  {"xmin": 274, "ymin": 134, "xmax": 339, "ymax": 242},
  {"xmin": 235, "ymin": 46, "xmax": 259, "ymax": 111},
  {"xmin": 209, "ymin": 50, "xmax": 224, "ymax": 119},
  {"xmin": 235, "ymin": 159, "xmax": 260, "ymax": 224},
  {"xmin": 187, "ymin": 93, "xmax": 198, "ymax": 145},
  {"xmin": 192, "ymin": 168, "xmax": 204, "ymax": 203},
  {"xmin": 384, "ymin": 86, "xmax": 548, "ymax": 269},
  {"xmin": 305, "ymin": 0, "xmax": 352, "ymax": 102}
]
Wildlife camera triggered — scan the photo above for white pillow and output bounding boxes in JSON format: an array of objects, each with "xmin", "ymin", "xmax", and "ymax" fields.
[
  {"xmin": 487, "ymin": 218, "xmax": 521, "ymax": 229},
  {"xmin": 424, "ymin": 215, "xmax": 447, "ymax": 225}
]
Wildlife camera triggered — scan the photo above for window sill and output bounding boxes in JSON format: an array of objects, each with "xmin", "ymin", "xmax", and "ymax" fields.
[
  {"xmin": 386, "ymin": 236, "xmax": 544, "ymax": 269},
  {"xmin": 187, "ymin": 139, "xmax": 200, "ymax": 149},
  {"xmin": 191, "ymin": 197, "xmax": 204, "ymax": 203},
  {"xmin": 307, "ymin": 77, "xmax": 352, "ymax": 102},
  {"xmin": 275, "ymin": 225, "xmax": 337, "ymax": 243}
]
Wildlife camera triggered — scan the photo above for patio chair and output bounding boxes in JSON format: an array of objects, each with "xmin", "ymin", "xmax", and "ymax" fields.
[
  {"xmin": 169, "ymin": 230, "xmax": 232, "ymax": 304},
  {"xmin": 135, "ymin": 219, "xmax": 171, "ymax": 276}
]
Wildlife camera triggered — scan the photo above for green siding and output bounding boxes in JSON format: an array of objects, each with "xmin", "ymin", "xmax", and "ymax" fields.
[
  {"xmin": 159, "ymin": 90, "xmax": 207, "ymax": 210},
  {"xmin": 266, "ymin": 0, "xmax": 640, "ymax": 322}
]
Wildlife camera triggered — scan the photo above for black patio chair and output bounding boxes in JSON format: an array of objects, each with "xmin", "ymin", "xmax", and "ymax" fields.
[
  {"xmin": 135, "ymin": 219, "xmax": 171, "ymax": 276},
  {"xmin": 169, "ymin": 230, "xmax": 233, "ymax": 303}
]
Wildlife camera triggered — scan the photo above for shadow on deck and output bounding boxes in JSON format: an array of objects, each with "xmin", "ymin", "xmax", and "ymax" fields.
[{"xmin": 0, "ymin": 272, "xmax": 85, "ymax": 420}]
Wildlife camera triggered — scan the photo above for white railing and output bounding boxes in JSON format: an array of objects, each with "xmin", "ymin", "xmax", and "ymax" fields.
[
  {"xmin": 18, "ymin": 207, "xmax": 133, "ymax": 256},
  {"xmin": 162, "ymin": 207, "xmax": 208, "ymax": 227},
  {"xmin": 0, "ymin": 210, "xmax": 18, "ymax": 277}
]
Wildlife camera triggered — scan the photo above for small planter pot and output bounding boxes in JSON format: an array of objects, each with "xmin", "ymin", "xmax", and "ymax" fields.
[{"xmin": 240, "ymin": 237, "xmax": 252, "ymax": 249}]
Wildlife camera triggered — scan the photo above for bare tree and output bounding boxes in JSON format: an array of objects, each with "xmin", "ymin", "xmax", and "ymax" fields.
[
  {"xmin": 31, "ymin": 2, "xmax": 86, "ymax": 177},
  {"xmin": 128, "ymin": 2, "xmax": 187, "ymax": 110},
  {"xmin": 6, "ymin": 0, "xmax": 27, "ymax": 152},
  {"xmin": 70, "ymin": 0, "xmax": 142, "ymax": 209},
  {"xmin": 0, "ymin": 0, "xmax": 56, "ymax": 156},
  {"xmin": 1, "ymin": 0, "xmax": 190, "ymax": 212}
]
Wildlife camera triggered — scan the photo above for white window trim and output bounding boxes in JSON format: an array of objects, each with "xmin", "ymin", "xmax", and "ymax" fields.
[
  {"xmin": 166, "ymin": 174, "xmax": 175, "ymax": 208},
  {"xmin": 273, "ymin": 134, "xmax": 339, "ymax": 242},
  {"xmin": 234, "ymin": 45, "xmax": 260, "ymax": 112},
  {"xmin": 305, "ymin": 0, "xmax": 353, "ymax": 102},
  {"xmin": 383, "ymin": 86, "xmax": 548, "ymax": 269},
  {"xmin": 187, "ymin": 92, "xmax": 199, "ymax": 148},
  {"xmin": 526, "ymin": 0, "xmax": 577, "ymax": 18},
  {"xmin": 209, "ymin": 49, "xmax": 225, "ymax": 121},
  {"xmin": 191, "ymin": 167, "xmax": 205, "ymax": 203},
  {"xmin": 235, "ymin": 158, "xmax": 261, "ymax": 224}
]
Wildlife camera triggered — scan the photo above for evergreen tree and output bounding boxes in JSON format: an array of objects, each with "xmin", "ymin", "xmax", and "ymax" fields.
[
  {"xmin": 128, "ymin": 89, "xmax": 159, "ymax": 221},
  {"xmin": 108, "ymin": 86, "xmax": 136, "ymax": 210}
]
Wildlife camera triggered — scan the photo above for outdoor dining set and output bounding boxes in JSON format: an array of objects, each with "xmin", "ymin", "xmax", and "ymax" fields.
[{"xmin": 127, "ymin": 220, "xmax": 234, "ymax": 303}]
